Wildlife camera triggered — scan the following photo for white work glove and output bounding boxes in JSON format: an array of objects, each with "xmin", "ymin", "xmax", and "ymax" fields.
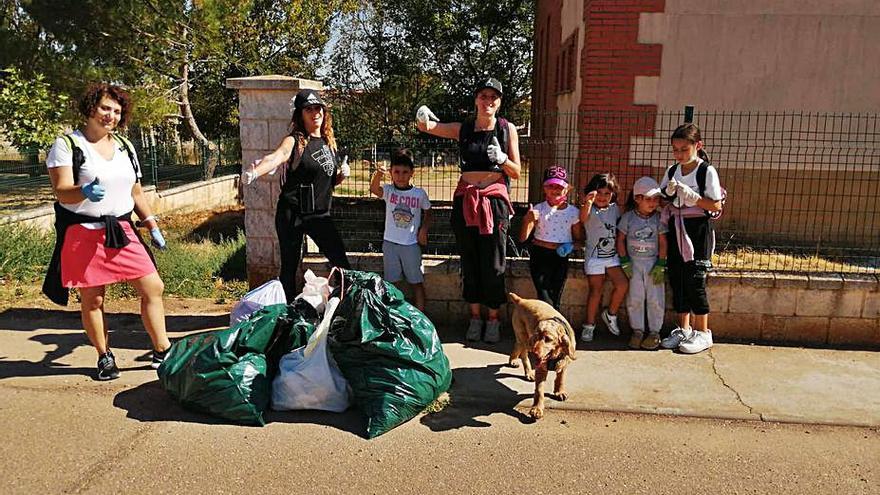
[
  {"xmin": 338, "ymin": 155, "xmax": 351, "ymax": 177},
  {"xmin": 675, "ymin": 181, "xmax": 702, "ymax": 207},
  {"xmin": 487, "ymin": 136, "xmax": 508, "ymax": 166},
  {"xmin": 244, "ymin": 159, "xmax": 261, "ymax": 185},
  {"xmin": 243, "ymin": 170, "xmax": 257, "ymax": 185},
  {"xmin": 416, "ymin": 105, "xmax": 438, "ymax": 124},
  {"xmin": 664, "ymin": 178, "xmax": 678, "ymax": 197}
]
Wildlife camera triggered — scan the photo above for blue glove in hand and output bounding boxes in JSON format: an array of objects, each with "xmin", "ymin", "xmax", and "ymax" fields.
[
  {"xmin": 81, "ymin": 178, "xmax": 105, "ymax": 202},
  {"xmin": 620, "ymin": 256, "xmax": 633, "ymax": 278},
  {"xmin": 149, "ymin": 227, "xmax": 167, "ymax": 250},
  {"xmin": 556, "ymin": 242, "xmax": 574, "ymax": 257}
]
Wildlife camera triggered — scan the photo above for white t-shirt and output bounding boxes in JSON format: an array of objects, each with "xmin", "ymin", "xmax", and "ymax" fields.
[
  {"xmin": 532, "ymin": 202, "xmax": 580, "ymax": 243},
  {"xmin": 659, "ymin": 158, "xmax": 723, "ymax": 208},
  {"xmin": 46, "ymin": 131, "xmax": 141, "ymax": 228},
  {"xmin": 584, "ymin": 203, "xmax": 620, "ymax": 259},
  {"xmin": 382, "ymin": 184, "xmax": 431, "ymax": 245}
]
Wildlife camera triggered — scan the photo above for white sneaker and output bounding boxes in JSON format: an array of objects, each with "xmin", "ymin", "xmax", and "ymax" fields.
[
  {"xmin": 661, "ymin": 326, "xmax": 694, "ymax": 349},
  {"xmin": 581, "ymin": 323, "xmax": 596, "ymax": 342},
  {"xmin": 466, "ymin": 318, "xmax": 482, "ymax": 341},
  {"xmin": 679, "ymin": 330, "xmax": 713, "ymax": 354},
  {"xmin": 483, "ymin": 320, "xmax": 501, "ymax": 343},
  {"xmin": 601, "ymin": 309, "xmax": 620, "ymax": 336}
]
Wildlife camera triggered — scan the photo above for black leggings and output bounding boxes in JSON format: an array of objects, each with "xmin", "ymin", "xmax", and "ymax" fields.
[
  {"xmin": 275, "ymin": 200, "xmax": 350, "ymax": 302},
  {"xmin": 450, "ymin": 196, "xmax": 509, "ymax": 309},
  {"xmin": 666, "ymin": 216, "xmax": 712, "ymax": 315},
  {"xmin": 528, "ymin": 244, "xmax": 569, "ymax": 309}
]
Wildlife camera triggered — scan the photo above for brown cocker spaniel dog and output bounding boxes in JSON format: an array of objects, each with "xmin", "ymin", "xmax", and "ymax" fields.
[{"xmin": 508, "ymin": 292, "xmax": 577, "ymax": 419}]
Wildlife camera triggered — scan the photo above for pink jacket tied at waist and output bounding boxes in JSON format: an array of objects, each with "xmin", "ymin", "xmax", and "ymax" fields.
[
  {"xmin": 454, "ymin": 178, "xmax": 513, "ymax": 235},
  {"xmin": 661, "ymin": 205, "xmax": 706, "ymax": 262}
]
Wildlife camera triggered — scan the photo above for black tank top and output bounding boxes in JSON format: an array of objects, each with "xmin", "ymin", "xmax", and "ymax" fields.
[
  {"xmin": 458, "ymin": 118, "xmax": 508, "ymax": 173},
  {"xmin": 280, "ymin": 136, "xmax": 338, "ymax": 214}
]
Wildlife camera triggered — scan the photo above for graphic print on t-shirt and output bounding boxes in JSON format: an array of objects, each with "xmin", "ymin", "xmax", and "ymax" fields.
[
  {"xmin": 631, "ymin": 224, "xmax": 655, "ymax": 254},
  {"xmin": 311, "ymin": 144, "xmax": 336, "ymax": 176},
  {"xmin": 596, "ymin": 224, "xmax": 616, "ymax": 258},
  {"xmin": 392, "ymin": 202, "xmax": 414, "ymax": 228}
]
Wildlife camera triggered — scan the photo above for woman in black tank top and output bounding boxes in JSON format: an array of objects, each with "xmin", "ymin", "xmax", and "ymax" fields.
[
  {"xmin": 415, "ymin": 78, "xmax": 522, "ymax": 344},
  {"xmin": 245, "ymin": 89, "xmax": 352, "ymax": 302}
]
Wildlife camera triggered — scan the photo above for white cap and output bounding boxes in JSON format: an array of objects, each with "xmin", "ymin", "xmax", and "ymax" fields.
[{"xmin": 633, "ymin": 176, "xmax": 661, "ymax": 197}]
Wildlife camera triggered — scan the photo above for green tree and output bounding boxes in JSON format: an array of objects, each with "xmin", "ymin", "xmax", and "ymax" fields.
[
  {"xmin": 324, "ymin": 0, "xmax": 533, "ymax": 146},
  {"xmin": 0, "ymin": 68, "xmax": 68, "ymax": 152}
]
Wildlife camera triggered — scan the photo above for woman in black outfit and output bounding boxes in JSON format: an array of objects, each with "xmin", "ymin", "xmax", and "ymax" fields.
[
  {"xmin": 245, "ymin": 89, "xmax": 351, "ymax": 301},
  {"xmin": 415, "ymin": 78, "xmax": 521, "ymax": 344}
]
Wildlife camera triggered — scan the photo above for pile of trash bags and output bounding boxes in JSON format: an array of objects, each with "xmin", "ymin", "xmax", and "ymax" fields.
[{"xmin": 158, "ymin": 269, "xmax": 452, "ymax": 438}]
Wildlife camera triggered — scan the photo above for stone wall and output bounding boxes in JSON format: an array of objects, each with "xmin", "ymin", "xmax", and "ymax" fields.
[
  {"xmin": 300, "ymin": 256, "xmax": 880, "ymax": 348},
  {"xmin": 0, "ymin": 174, "xmax": 240, "ymax": 231}
]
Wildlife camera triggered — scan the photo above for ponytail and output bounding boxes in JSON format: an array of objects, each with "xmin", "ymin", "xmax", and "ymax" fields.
[{"xmin": 698, "ymin": 149, "xmax": 709, "ymax": 162}]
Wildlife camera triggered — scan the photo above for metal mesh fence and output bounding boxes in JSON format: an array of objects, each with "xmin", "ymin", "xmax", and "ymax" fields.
[
  {"xmin": 0, "ymin": 136, "xmax": 241, "ymax": 215},
  {"xmin": 333, "ymin": 109, "xmax": 879, "ymax": 273}
]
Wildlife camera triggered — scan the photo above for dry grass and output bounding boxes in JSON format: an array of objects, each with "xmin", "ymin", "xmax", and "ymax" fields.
[{"xmin": 714, "ymin": 247, "xmax": 876, "ymax": 274}]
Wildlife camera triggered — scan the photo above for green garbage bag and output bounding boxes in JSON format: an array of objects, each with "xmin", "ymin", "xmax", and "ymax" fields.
[
  {"xmin": 329, "ymin": 270, "xmax": 452, "ymax": 438},
  {"xmin": 158, "ymin": 300, "xmax": 318, "ymax": 425}
]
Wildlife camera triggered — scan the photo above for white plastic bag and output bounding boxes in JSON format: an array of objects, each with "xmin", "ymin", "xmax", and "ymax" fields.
[
  {"xmin": 229, "ymin": 279, "xmax": 287, "ymax": 325},
  {"xmin": 271, "ymin": 297, "xmax": 351, "ymax": 412},
  {"xmin": 294, "ymin": 269, "xmax": 331, "ymax": 312}
]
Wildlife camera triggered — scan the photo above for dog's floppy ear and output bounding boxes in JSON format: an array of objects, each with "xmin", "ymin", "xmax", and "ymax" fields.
[{"xmin": 552, "ymin": 316, "xmax": 577, "ymax": 360}]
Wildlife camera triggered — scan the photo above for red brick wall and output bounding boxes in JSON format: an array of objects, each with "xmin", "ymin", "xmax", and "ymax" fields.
[
  {"xmin": 577, "ymin": 0, "xmax": 664, "ymax": 193},
  {"xmin": 532, "ymin": 0, "xmax": 563, "ymax": 143}
]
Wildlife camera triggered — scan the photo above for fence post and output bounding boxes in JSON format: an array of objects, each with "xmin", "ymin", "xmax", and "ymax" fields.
[{"xmin": 684, "ymin": 105, "xmax": 695, "ymax": 123}]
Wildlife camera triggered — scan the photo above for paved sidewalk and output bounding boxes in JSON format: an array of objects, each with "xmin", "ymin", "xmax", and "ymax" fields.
[
  {"xmin": 0, "ymin": 304, "xmax": 878, "ymax": 427},
  {"xmin": 444, "ymin": 338, "xmax": 880, "ymax": 427}
]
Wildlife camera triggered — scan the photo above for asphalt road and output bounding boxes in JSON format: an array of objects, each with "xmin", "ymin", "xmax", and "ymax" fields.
[{"xmin": 2, "ymin": 380, "xmax": 878, "ymax": 495}]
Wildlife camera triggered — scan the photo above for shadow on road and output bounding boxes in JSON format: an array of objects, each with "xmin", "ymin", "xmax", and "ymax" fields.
[
  {"xmin": 0, "ymin": 307, "xmax": 228, "ymax": 380},
  {"xmin": 114, "ymin": 380, "xmax": 368, "ymax": 436},
  {"xmin": 420, "ymin": 363, "xmax": 532, "ymax": 430}
]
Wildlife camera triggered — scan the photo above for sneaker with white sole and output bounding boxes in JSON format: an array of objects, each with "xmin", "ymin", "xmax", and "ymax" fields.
[
  {"xmin": 483, "ymin": 319, "xmax": 501, "ymax": 343},
  {"xmin": 96, "ymin": 351, "xmax": 120, "ymax": 381},
  {"xmin": 151, "ymin": 348, "xmax": 169, "ymax": 370},
  {"xmin": 580, "ymin": 323, "xmax": 595, "ymax": 342},
  {"xmin": 661, "ymin": 326, "xmax": 694, "ymax": 349},
  {"xmin": 601, "ymin": 309, "xmax": 620, "ymax": 336},
  {"xmin": 678, "ymin": 330, "xmax": 713, "ymax": 354},
  {"xmin": 466, "ymin": 318, "xmax": 483, "ymax": 341}
]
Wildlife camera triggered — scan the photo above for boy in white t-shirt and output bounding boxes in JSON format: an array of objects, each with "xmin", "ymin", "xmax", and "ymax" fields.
[{"xmin": 369, "ymin": 148, "xmax": 432, "ymax": 310}]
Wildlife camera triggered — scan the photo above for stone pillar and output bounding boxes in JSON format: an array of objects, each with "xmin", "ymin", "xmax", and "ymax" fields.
[{"xmin": 225, "ymin": 75, "xmax": 323, "ymax": 288}]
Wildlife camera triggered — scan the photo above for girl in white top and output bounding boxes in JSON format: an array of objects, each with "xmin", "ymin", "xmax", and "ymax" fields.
[
  {"xmin": 578, "ymin": 173, "xmax": 629, "ymax": 341},
  {"xmin": 518, "ymin": 166, "xmax": 581, "ymax": 309},
  {"xmin": 44, "ymin": 83, "xmax": 170, "ymax": 381}
]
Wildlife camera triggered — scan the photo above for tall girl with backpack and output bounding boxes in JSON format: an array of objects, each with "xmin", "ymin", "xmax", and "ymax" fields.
[{"xmin": 659, "ymin": 123, "xmax": 725, "ymax": 354}]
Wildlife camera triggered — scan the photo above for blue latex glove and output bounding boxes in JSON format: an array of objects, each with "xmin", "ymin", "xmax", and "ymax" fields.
[
  {"xmin": 556, "ymin": 242, "xmax": 574, "ymax": 257},
  {"xmin": 81, "ymin": 178, "xmax": 105, "ymax": 202},
  {"xmin": 149, "ymin": 227, "xmax": 167, "ymax": 250}
]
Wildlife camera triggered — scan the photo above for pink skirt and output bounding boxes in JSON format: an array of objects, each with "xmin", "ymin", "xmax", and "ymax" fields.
[{"xmin": 60, "ymin": 223, "xmax": 157, "ymax": 288}]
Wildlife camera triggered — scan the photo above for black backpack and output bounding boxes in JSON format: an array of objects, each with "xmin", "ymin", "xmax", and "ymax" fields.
[
  {"xmin": 61, "ymin": 133, "xmax": 141, "ymax": 185},
  {"xmin": 666, "ymin": 161, "xmax": 726, "ymax": 220}
]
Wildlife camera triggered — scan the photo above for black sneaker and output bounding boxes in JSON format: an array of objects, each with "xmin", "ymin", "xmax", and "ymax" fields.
[
  {"xmin": 151, "ymin": 348, "xmax": 169, "ymax": 369},
  {"xmin": 97, "ymin": 352, "xmax": 120, "ymax": 381}
]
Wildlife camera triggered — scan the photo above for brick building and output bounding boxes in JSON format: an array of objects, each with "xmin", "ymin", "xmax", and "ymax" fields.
[{"xmin": 530, "ymin": 0, "xmax": 880, "ymax": 247}]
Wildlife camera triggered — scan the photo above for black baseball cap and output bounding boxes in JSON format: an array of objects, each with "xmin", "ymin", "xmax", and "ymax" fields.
[
  {"xmin": 293, "ymin": 89, "xmax": 326, "ymax": 110},
  {"xmin": 474, "ymin": 77, "xmax": 503, "ymax": 97}
]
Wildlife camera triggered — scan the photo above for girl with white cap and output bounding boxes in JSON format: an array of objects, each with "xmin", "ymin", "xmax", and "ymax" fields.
[{"xmin": 617, "ymin": 176, "xmax": 668, "ymax": 349}]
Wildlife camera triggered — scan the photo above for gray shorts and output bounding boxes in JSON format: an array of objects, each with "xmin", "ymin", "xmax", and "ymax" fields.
[{"xmin": 382, "ymin": 240, "xmax": 424, "ymax": 284}]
